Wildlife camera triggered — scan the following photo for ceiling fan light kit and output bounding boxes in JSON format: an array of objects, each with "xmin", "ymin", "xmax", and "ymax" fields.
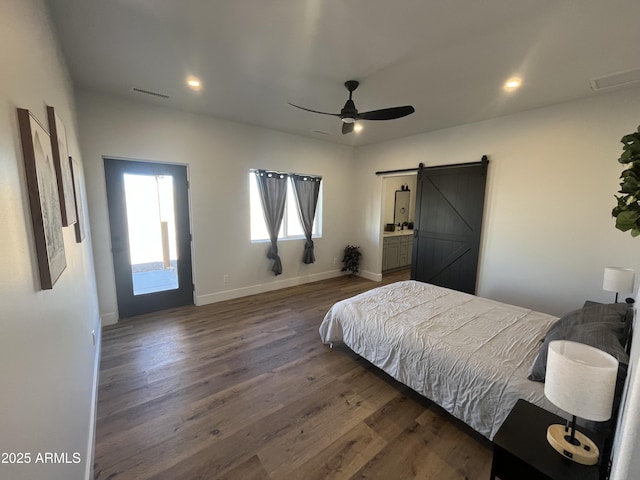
[{"xmin": 289, "ymin": 80, "xmax": 415, "ymax": 135}]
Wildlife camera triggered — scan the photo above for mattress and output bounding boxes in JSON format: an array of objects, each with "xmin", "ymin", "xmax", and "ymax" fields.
[{"xmin": 319, "ymin": 280, "xmax": 562, "ymax": 439}]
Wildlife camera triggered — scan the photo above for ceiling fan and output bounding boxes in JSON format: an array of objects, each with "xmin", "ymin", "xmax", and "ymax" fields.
[{"xmin": 288, "ymin": 80, "xmax": 415, "ymax": 134}]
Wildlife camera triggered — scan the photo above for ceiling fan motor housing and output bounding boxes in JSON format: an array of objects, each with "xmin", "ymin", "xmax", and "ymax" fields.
[{"xmin": 341, "ymin": 99, "xmax": 357, "ymax": 122}]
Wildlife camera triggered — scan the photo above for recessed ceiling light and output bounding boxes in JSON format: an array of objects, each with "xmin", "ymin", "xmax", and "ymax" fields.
[
  {"xmin": 504, "ymin": 77, "xmax": 522, "ymax": 92},
  {"xmin": 354, "ymin": 123, "xmax": 363, "ymax": 133},
  {"xmin": 186, "ymin": 76, "xmax": 202, "ymax": 91}
]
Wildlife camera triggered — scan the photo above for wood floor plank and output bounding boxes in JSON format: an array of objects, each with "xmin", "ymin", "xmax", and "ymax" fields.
[
  {"xmin": 364, "ymin": 393, "xmax": 432, "ymax": 443},
  {"xmin": 138, "ymin": 380, "xmax": 366, "ymax": 479},
  {"xmin": 94, "ymin": 269, "xmax": 493, "ymax": 479},
  {"xmin": 213, "ymin": 455, "xmax": 271, "ymax": 480},
  {"xmin": 352, "ymin": 420, "xmax": 470, "ymax": 480},
  {"xmin": 289, "ymin": 422, "xmax": 387, "ymax": 480}
]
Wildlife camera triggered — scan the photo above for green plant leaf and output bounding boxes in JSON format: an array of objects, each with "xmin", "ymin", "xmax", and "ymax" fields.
[
  {"xmin": 617, "ymin": 210, "xmax": 640, "ymax": 222},
  {"xmin": 616, "ymin": 220, "xmax": 633, "ymax": 232},
  {"xmin": 621, "ymin": 182, "xmax": 639, "ymax": 194},
  {"xmin": 619, "ymin": 150, "xmax": 633, "ymax": 163},
  {"xmin": 621, "ymin": 169, "xmax": 640, "ymax": 181},
  {"xmin": 613, "ymin": 126, "xmax": 640, "ymax": 237},
  {"xmin": 615, "ymin": 211, "xmax": 640, "ymax": 232},
  {"xmin": 621, "ymin": 132, "xmax": 640, "ymax": 145}
]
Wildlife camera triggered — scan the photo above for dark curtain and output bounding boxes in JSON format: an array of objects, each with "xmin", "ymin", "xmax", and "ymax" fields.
[
  {"xmin": 291, "ymin": 174, "xmax": 322, "ymax": 264},
  {"xmin": 255, "ymin": 170, "xmax": 288, "ymax": 275}
]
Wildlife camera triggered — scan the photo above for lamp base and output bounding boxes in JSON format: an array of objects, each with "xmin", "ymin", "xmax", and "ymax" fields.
[{"xmin": 547, "ymin": 424, "xmax": 599, "ymax": 465}]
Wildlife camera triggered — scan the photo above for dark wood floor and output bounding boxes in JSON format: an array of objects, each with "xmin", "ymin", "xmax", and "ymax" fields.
[{"xmin": 94, "ymin": 270, "xmax": 492, "ymax": 479}]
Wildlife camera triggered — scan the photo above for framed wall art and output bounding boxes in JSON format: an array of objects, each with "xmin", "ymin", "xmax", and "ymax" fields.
[
  {"xmin": 47, "ymin": 105, "xmax": 76, "ymax": 226},
  {"xmin": 17, "ymin": 108, "xmax": 67, "ymax": 289},
  {"xmin": 69, "ymin": 156, "xmax": 86, "ymax": 243}
]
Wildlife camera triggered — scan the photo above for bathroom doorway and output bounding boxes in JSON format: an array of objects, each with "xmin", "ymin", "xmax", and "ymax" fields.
[{"xmin": 381, "ymin": 174, "xmax": 417, "ymax": 277}]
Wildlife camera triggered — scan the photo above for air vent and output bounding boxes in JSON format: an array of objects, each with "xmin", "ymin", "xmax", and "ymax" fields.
[
  {"xmin": 590, "ymin": 68, "xmax": 640, "ymax": 91},
  {"xmin": 131, "ymin": 87, "xmax": 170, "ymax": 99},
  {"xmin": 312, "ymin": 130, "xmax": 330, "ymax": 135}
]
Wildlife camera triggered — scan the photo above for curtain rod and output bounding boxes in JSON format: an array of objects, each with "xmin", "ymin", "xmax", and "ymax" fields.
[
  {"xmin": 249, "ymin": 168, "xmax": 322, "ymax": 179},
  {"xmin": 375, "ymin": 155, "xmax": 489, "ymax": 176}
]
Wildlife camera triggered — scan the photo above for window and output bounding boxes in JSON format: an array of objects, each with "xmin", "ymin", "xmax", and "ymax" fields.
[{"xmin": 249, "ymin": 172, "xmax": 322, "ymax": 242}]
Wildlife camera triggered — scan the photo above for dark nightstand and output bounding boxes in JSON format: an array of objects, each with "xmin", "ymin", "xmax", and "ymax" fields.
[{"xmin": 491, "ymin": 399, "xmax": 604, "ymax": 480}]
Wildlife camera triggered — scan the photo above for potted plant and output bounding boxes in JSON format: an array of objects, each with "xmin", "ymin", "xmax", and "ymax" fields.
[
  {"xmin": 612, "ymin": 125, "xmax": 640, "ymax": 237},
  {"xmin": 341, "ymin": 245, "xmax": 362, "ymax": 276}
]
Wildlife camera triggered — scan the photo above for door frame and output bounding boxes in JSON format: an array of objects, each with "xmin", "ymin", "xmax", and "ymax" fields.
[
  {"xmin": 380, "ymin": 173, "xmax": 418, "ymax": 275},
  {"xmin": 410, "ymin": 158, "xmax": 489, "ymax": 293},
  {"xmin": 104, "ymin": 157, "xmax": 194, "ymax": 319}
]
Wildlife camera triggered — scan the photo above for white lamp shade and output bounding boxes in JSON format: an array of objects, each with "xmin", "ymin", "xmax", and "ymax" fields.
[
  {"xmin": 544, "ymin": 340, "xmax": 618, "ymax": 422},
  {"xmin": 603, "ymin": 267, "xmax": 635, "ymax": 293}
]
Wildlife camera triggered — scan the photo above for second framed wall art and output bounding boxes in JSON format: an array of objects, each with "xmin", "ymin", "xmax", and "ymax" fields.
[{"xmin": 47, "ymin": 105, "xmax": 76, "ymax": 227}]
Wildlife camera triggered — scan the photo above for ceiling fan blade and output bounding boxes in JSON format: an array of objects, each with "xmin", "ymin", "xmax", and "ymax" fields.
[
  {"xmin": 288, "ymin": 103, "xmax": 340, "ymax": 117},
  {"xmin": 357, "ymin": 105, "xmax": 415, "ymax": 121},
  {"xmin": 342, "ymin": 122, "xmax": 355, "ymax": 135}
]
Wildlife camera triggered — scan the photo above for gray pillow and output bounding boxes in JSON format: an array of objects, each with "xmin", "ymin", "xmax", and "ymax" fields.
[{"xmin": 528, "ymin": 303, "xmax": 632, "ymax": 382}]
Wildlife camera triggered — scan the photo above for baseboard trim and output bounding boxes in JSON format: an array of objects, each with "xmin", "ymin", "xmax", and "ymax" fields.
[
  {"xmin": 196, "ymin": 270, "xmax": 345, "ymax": 305},
  {"xmin": 359, "ymin": 269, "xmax": 382, "ymax": 282},
  {"xmin": 84, "ymin": 318, "xmax": 102, "ymax": 480},
  {"xmin": 100, "ymin": 312, "xmax": 118, "ymax": 326}
]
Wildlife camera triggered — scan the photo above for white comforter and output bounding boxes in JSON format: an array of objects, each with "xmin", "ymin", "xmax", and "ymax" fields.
[{"xmin": 319, "ymin": 280, "xmax": 561, "ymax": 439}]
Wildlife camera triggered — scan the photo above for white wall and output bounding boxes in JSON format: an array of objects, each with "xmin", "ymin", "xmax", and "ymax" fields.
[
  {"xmin": 0, "ymin": 1, "xmax": 101, "ymax": 479},
  {"xmin": 75, "ymin": 91, "xmax": 356, "ymax": 324},
  {"xmin": 353, "ymin": 87, "xmax": 640, "ymax": 479},
  {"xmin": 355, "ymin": 87, "xmax": 640, "ymax": 316}
]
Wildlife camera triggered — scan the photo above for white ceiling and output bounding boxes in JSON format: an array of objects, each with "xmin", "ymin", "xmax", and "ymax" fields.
[{"xmin": 46, "ymin": 0, "xmax": 640, "ymax": 146}]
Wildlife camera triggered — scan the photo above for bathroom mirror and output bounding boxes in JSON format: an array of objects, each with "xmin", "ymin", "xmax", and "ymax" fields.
[{"xmin": 394, "ymin": 190, "xmax": 410, "ymax": 225}]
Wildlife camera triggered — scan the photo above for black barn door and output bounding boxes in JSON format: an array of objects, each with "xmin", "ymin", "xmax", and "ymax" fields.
[{"xmin": 410, "ymin": 160, "xmax": 488, "ymax": 294}]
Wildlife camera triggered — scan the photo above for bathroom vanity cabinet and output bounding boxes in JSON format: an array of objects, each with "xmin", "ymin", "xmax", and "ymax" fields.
[{"xmin": 382, "ymin": 231, "xmax": 413, "ymax": 271}]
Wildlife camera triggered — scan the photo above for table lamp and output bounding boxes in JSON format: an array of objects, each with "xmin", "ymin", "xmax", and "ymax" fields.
[
  {"xmin": 544, "ymin": 340, "xmax": 618, "ymax": 465},
  {"xmin": 603, "ymin": 267, "xmax": 635, "ymax": 302}
]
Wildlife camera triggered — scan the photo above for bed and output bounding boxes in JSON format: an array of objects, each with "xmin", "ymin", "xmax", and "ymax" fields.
[{"xmin": 319, "ymin": 280, "xmax": 632, "ymax": 440}]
